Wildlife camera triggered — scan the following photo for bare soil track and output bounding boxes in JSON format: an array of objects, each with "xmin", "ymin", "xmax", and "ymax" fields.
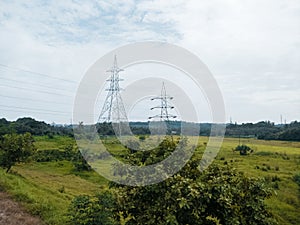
[{"xmin": 0, "ymin": 192, "xmax": 43, "ymax": 225}]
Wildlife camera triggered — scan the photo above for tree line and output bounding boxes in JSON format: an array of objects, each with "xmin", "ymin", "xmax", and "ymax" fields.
[{"xmin": 1, "ymin": 117, "xmax": 300, "ymax": 141}]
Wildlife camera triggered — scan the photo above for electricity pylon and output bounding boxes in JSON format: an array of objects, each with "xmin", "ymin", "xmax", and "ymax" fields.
[
  {"xmin": 149, "ymin": 82, "xmax": 176, "ymax": 136},
  {"xmin": 98, "ymin": 55, "xmax": 127, "ymax": 126}
]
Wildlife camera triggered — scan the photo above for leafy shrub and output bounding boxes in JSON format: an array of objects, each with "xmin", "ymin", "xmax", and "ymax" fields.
[
  {"xmin": 72, "ymin": 148, "xmax": 92, "ymax": 172},
  {"xmin": 112, "ymin": 162, "xmax": 278, "ymax": 225},
  {"xmin": 67, "ymin": 192, "xmax": 116, "ymax": 225},
  {"xmin": 234, "ymin": 144, "xmax": 253, "ymax": 155},
  {"xmin": 33, "ymin": 149, "xmax": 66, "ymax": 162}
]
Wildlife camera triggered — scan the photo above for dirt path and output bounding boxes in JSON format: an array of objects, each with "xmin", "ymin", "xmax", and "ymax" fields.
[{"xmin": 0, "ymin": 192, "xmax": 43, "ymax": 225}]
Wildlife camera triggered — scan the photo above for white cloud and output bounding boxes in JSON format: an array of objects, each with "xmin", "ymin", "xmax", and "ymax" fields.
[{"xmin": 0, "ymin": 0, "xmax": 299, "ymax": 123}]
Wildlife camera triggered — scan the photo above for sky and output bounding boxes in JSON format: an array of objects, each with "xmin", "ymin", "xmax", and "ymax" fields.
[{"xmin": 0, "ymin": 0, "xmax": 299, "ymax": 124}]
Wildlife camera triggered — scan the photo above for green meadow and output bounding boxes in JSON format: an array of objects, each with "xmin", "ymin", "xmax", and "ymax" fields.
[{"xmin": 0, "ymin": 135, "xmax": 299, "ymax": 225}]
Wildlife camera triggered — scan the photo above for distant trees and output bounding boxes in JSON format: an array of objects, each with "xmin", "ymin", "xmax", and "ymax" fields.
[
  {"xmin": 0, "ymin": 118, "xmax": 14, "ymax": 136},
  {"xmin": 0, "ymin": 133, "xmax": 36, "ymax": 173},
  {"xmin": 0, "ymin": 117, "xmax": 74, "ymax": 137},
  {"xmin": 277, "ymin": 128, "xmax": 300, "ymax": 141},
  {"xmin": 1, "ymin": 117, "xmax": 300, "ymax": 141},
  {"xmin": 32, "ymin": 143, "xmax": 92, "ymax": 172},
  {"xmin": 226, "ymin": 120, "xmax": 300, "ymax": 141}
]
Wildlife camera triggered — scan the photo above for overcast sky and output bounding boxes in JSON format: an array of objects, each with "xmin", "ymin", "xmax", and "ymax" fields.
[{"xmin": 0, "ymin": 0, "xmax": 299, "ymax": 124}]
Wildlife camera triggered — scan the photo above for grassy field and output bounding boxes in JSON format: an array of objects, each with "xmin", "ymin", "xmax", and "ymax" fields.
[{"xmin": 0, "ymin": 135, "xmax": 299, "ymax": 224}]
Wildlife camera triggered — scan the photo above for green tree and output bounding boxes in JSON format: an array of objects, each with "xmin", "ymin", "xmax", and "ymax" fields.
[{"xmin": 0, "ymin": 133, "xmax": 36, "ymax": 173}]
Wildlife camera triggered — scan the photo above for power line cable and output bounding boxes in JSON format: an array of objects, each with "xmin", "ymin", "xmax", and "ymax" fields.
[
  {"xmin": 0, "ymin": 108, "xmax": 71, "ymax": 117},
  {"xmin": 0, "ymin": 83, "xmax": 74, "ymax": 97},
  {"xmin": 0, "ymin": 94, "xmax": 73, "ymax": 106},
  {"xmin": 0, "ymin": 76, "xmax": 75, "ymax": 93},
  {"xmin": 0, "ymin": 63, "xmax": 78, "ymax": 84},
  {"xmin": 0, "ymin": 104, "xmax": 70, "ymax": 115}
]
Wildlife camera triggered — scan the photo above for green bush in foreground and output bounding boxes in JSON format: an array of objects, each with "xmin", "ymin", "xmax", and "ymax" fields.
[
  {"xmin": 68, "ymin": 138, "xmax": 277, "ymax": 225},
  {"xmin": 112, "ymin": 163, "xmax": 277, "ymax": 225},
  {"xmin": 67, "ymin": 191, "xmax": 117, "ymax": 225}
]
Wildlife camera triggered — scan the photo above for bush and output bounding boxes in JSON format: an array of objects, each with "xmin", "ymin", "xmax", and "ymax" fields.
[
  {"xmin": 112, "ymin": 163, "xmax": 278, "ymax": 225},
  {"xmin": 234, "ymin": 144, "xmax": 252, "ymax": 155},
  {"xmin": 33, "ymin": 149, "xmax": 65, "ymax": 162},
  {"xmin": 72, "ymin": 148, "xmax": 92, "ymax": 172},
  {"xmin": 67, "ymin": 192, "xmax": 116, "ymax": 225}
]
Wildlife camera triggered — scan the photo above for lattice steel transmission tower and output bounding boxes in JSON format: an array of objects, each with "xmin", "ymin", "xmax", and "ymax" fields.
[
  {"xmin": 98, "ymin": 55, "xmax": 127, "ymax": 123},
  {"xmin": 149, "ymin": 82, "xmax": 176, "ymax": 135}
]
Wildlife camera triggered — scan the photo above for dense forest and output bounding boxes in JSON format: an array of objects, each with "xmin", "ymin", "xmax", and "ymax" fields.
[{"xmin": 0, "ymin": 117, "xmax": 299, "ymax": 141}]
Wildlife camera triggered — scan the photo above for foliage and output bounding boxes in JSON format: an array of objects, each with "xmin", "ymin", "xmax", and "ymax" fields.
[
  {"xmin": 31, "ymin": 143, "xmax": 91, "ymax": 172},
  {"xmin": 234, "ymin": 144, "xmax": 253, "ymax": 155},
  {"xmin": 0, "ymin": 118, "xmax": 14, "ymax": 136},
  {"xmin": 125, "ymin": 136, "xmax": 178, "ymax": 165},
  {"xmin": 277, "ymin": 128, "xmax": 300, "ymax": 141},
  {"xmin": 106, "ymin": 138, "xmax": 277, "ymax": 225},
  {"xmin": 125, "ymin": 139, "xmax": 140, "ymax": 154},
  {"xmin": 2, "ymin": 117, "xmax": 300, "ymax": 141},
  {"xmin": 112, "ymin": 162, "xmax": 277, "ymax": 225},
  {"xmin": 0, "ymin": 133, "xmax": 36, "ymax": 172},
  {"xmin": 33, "ymin": 149, "xmax": 71, "ymax": 162},
  {"xmin": 67, "ymin": 192, "xmax": 116, "ymax": 225},
  {"xmin": 96, "ymin": 122, "xmax": 115, "ymax": 136},
  {"xmin": 226, "ymin": 121, "xmax": 300, "ymax": 141},
  {"xmin": 72, "ymin": 147, "xmax": 92, "ymax": 172},
  {"xmin": 0, "ymin": 117, "xmax": 73, "ymax": 137}
]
